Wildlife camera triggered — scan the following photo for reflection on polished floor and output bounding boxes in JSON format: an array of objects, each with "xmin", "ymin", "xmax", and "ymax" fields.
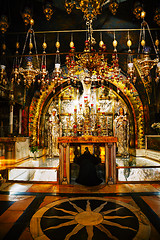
[
  {"xmin": 0, "ymin": 181, "xmax": 160, "ymax": 239},
  {"xmin": 0, "ymin": 156, "xmax": 160, "ymax": 239}
]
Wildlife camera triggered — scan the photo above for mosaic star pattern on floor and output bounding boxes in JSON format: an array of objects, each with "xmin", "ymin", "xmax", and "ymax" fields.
[{"xmin": 30, "ymin": 197, "xmax": 151, "ymax": 240}]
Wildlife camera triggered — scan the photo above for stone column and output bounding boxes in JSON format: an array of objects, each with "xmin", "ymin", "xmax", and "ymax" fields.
[
  {"xmin": 105, "ymin": 142, "xmax": 116, "ymax": 184},
  {"xmin": 19, "ymin": 108, "xmax": 22, "ymax": 135},
  {"xmin": 9, "ymin": 104, "xmax": 14, "ymax": 135},
  {"xmin": 9, "ymin": 80, "xmax": 14, "ymax": 135},
  {"xmin": 59, "ymin": 143, "xmax": 70, "ymax": 184}
]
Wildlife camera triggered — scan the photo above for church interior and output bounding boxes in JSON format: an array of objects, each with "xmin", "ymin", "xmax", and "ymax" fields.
[{"xmin": 0, "ymin": 0, "xmax": 160, "ymax": 239}]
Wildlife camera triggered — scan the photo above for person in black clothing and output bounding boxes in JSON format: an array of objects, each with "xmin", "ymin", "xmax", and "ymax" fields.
[{"xmin": 75, "ymin": 147, "xmax": 102, "ymax": 186}]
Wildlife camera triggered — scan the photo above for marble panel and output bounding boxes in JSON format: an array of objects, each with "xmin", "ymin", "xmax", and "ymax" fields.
[
  {"xmin": 8, "ymin": 168, "xmax": 58, "ymax": 182},
  {"xmin": 141, "ymin": 196, "xmax": 160, "ymax": 218},
  {"xmin": 0, "ymin": 210, "xmax": 23, "ymax": 223},
  {"xmin": 19, "ymin": 227, "xmax": 33, "ymax": 240},
  {"xmin": 118, "ymin": 168, "xmax": 160, "ymax": 182},
  {"xmin": 15, "ymin": 138, "xmax": 30, "ymax": 160},
  {"xmin": 126, "ymin": 184, "xmax": 159, "ymax": 193},
  {"xmin": 9, "ymin": 196, "xmax": 35, "ymax": 211},
  {"xmin": 27, "ymin": 184, "xmax": 55, "ymax": 193},
  {"xmin": 145, "ymin": 150, "xmax": 160, "ymax": 161},
  {"xmin": 151, "ymin": 184, "xmax": 160, "ymax": 191},
  {"xmin": 39, "ymin": 196, "xmax": 63, "ymax": 208},
  {"xmin": 149, "ymin": 223, "xmax": 160, "ymax": 240},
  {"xmin": 116, "ymin": 156, "xmax": 160, "ymax": 167},
  {"xmin": 0, "ymin": 223, "xmax": 13, "ymax": 240},
  {"xmin": 3, "ymin": 183, "xmax": 32, "ymax": 192}
]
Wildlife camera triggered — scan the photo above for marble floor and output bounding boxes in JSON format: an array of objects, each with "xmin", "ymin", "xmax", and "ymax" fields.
[
  {"xmin": 0, "ymin": 156, "xmax": 160, "ymax": 239},
  {"xmin": 0, "ymin": 181, "xmax": 160, "ymax": 239}
]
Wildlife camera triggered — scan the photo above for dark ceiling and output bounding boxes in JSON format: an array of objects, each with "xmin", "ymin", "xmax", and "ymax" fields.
[{"xmin": 0, "ymin": 0, "xmax": 160, "ymax": 73}]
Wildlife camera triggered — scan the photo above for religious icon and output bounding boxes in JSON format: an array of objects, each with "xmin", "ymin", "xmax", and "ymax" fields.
[{"xmin": 113, "ymin": 108, "xmax": 129, "ymax": 156}]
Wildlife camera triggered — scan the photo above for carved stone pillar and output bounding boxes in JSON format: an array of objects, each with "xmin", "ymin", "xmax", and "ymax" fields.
[
  {"xmin": 59, "ymin": 142, "xmax": 70, "ymax": 184},
  {"xmin": 19, "ymin": 108, "xmax": 22, "ymax": 135},
  {"xmin": 9, "ymin": 104, "xmax": 14, "ymax": 135},
  {"xmin": 105, "ymin": 142, "xmax": 116, "ymax": 184}
]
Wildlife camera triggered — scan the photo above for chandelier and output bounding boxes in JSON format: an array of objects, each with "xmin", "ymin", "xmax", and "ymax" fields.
[
  {"xmin": 0, "ymin": 64, "xmax": 7, "ymax": 86},
  {"xmin": 7, "ymin": 6, "xmax": 160, "ymax": 96},
  {"xmin": 14, "ymin": 19, "xmax": 40, "ymax": 87},
  {"xmin": 65, "ymin": 0, "xmax": 118, "ymax": 21},
  {"xmin": 19, "ymin": 57, "xmax": 40, "ymax": 86},
  {"xmin": 154, "ymin": 8, "xmax": 160, "ymax": 26},
  {"xmin": 65, "ymin": 0, "xmax": 104, "ymax": 20},
  {"xmin": 76, "ymin": 21, "xmax": 107, "ymax": 76},
  {"xmin": 39, "ymin": 35, "xmax": 48, "ymax": 87},
  {"xmin": 65, "ymin": 18, "xmax": 121, "ymax": 88},
  {"xmin": 109, "ymin": 0, "xmax": 119, "ymax": 15},
  {"xmin": 126, "ymin": 31, "xmax": 137, "ymax": 84},
  {"xmin": 0, "ymin": 15, "xmax": 9, "ymax": 34},
  {"xmin": 0, "ymin": 42, "xmax": 8, "ymax": 86},
  {"xmin": 133, "ymin": 11, "xmax": 160, "ymax": 81},
  {"xmin": 43, "ymin": 2, "xmax": 53, "ymax": 21},
  {"xmin": 133, "ymin": 1, "xmax": 144, "ymax": 20},
  {"xmin": 21, "ymin": 7, "xmax": 32, "ymax": 26}
]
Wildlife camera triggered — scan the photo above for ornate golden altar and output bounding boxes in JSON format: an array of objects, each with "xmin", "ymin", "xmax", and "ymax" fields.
[{"xmin": 58, "ymin": 136, "xmax": 117, "ymax": 185}]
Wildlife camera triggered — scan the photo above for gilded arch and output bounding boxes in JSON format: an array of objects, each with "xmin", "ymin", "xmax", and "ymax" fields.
[{"xmin": 29, "ymin": 72, "xmax": 145, "ymax": 149}]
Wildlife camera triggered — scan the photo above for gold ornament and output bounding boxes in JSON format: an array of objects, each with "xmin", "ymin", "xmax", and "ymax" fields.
[
  {"xmin": 30, "ymin": 19, "xmax": 34, "ymax": 26},
  {"xmin": 154, "ymin": 8, "xmax": 160, "ymax": 26},
  {"xmin": 109, "ymin": 0, "xmax": 119, "ymax": 15},
  {"xmin": 65, "ymin": 0, "xmax": 108, "ymax": 21},
  {"xmin": 155, "ymin": 39, "xmax": 159, "ymax": 47},
  {"xmin": 16, "ymin": 42, "xmax": 20, "ymax": 49},
  {"xmin": 21, "ymin": 7, "xmax": 32, "ymax": 26},
  {"xmin": 29, "ymin": 42, "xmax": 33, "ymax": 50},
  {"xmin": 0, "ymin": 15, "xmax": 9, "ymax": 34},
  {"xmin": 70, "ymin": 41, "xmax": 74, "ymax": 48},
  {"xmin": 43, "ymin": 3, "xmax": 53, "ymax": 21},
  {"xmin": 2, "ymin": 43, "xmax": 6, "ymax": 51},
  {"xmin": 141, "ymin": 39, "xmax": 145, "ymax": 47},
  {"xmin": 113, "ymin": 39, "xmax": 117, "ymax": 48},
  {"xmin": 141, "ymin": 11, "xmax": 146, "ymax": 19},
  {"xmin": 127, "ymin": 39, "xmax": 132, "ymax": 47},
  {"xmin": 56, "ymin": 41, "xmax": 60, "ymax": 49},
  {"xmin": 99, "ymin": 40, "xmax": 104, "ymax": 48},
  {"xmin": 133, "ymin": 2, "xmax": 143, "ymax": 20},
  {"xmin": 43, "ymin": 42, "xmax": 47, "ymax": 49}
]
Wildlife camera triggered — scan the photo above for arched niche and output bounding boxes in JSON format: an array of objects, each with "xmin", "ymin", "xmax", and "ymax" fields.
[{"xmin": 29, "ymin": 71, "xmax": 145, "ymax": 151}]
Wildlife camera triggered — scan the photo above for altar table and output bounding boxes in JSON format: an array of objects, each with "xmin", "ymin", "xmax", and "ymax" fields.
[{"xmin": 58, "ymin": 136, "xmax": 117, "ymax": 185}]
